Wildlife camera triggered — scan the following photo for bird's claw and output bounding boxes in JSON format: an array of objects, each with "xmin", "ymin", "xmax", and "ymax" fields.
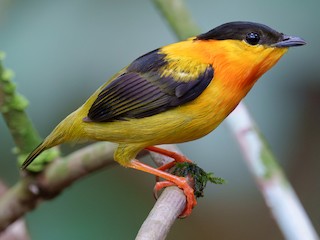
[
  {"xmin": 153, "ymin": 178, "xmax": 197, "ymax": 218},
  {"xmin": 153, "ymin": 181, "xmax": 175, "ymax": 199}
]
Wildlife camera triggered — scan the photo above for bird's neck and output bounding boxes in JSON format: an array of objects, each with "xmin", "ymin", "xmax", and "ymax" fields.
[
  {"xmin": 161, "ymin": 38, "xmax": 287, "ymax": 108},
  {"xmin": 211, "ymin": 42, "xmax": 286, "ymax": 91}
]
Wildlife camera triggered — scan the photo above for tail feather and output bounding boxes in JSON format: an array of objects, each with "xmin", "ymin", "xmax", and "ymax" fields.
[
  {"xmin": 21, "ymin": 142, "xmax": 47, "ymax": 170},
  {"xmin": 21, "ymin": 111, "xmax": 81, "ymax": 170}
]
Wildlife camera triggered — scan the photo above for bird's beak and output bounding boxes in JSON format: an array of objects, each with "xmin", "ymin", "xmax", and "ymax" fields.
[{"xmin": 273, "ymin": 35, "xmax": 306, "ymax": 48}]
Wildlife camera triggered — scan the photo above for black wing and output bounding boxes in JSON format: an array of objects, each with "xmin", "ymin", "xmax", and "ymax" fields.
[{"xmin": 86, "ymin": 49, "xmax": 214, "ymax": 122}]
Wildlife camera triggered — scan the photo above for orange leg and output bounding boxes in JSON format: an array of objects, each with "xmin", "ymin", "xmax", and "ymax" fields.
[
  {"xmin": 128, "ymin": 159, "xmax": 197, "ymax": 218},
  {"xmin": 153, "ymin": 181, "xmax": 176, "ymax": 200},
  {"xmin": 146, "ymin": 146, "xmax": 193, "ymax": 188},
  {"xmin": 145, "ymin": 146, "xmax": 192, "ymax": 168}
]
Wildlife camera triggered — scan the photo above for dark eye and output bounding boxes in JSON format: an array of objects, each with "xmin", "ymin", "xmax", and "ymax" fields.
[{"xmin": 246, "ymin": 32, "xmax": 260, "ymax": 45}]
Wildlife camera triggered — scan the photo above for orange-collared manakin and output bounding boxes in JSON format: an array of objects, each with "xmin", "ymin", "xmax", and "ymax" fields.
[{"xmin": 21, "ymin": 21, "xmax": 305, "ymax": 217}]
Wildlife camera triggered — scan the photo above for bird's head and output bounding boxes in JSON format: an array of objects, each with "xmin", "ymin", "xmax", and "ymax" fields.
[
  {"xmin": 195, "ymin": 21, "xmax": 306, "ymax": 89},
  {"xmin": 197, "ymin": 21, "xmax": 306, "ymax": 48}
]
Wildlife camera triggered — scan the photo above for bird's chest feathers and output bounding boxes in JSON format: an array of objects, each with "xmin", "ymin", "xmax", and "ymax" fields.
[{"xmin": 172, "ymin": 77, "xmax": 244, "ymax": 141}]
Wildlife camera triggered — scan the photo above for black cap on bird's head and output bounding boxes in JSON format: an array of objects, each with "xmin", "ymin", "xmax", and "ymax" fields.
[{"xmin": 196, "ymin": 21, "xmax": 306, "ymax": 48}]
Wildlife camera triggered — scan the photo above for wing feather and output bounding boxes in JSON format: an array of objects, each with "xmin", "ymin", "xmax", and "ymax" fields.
[{"xmin": 86, "ymin": 49, "xmax": 214, "ymax": 122}]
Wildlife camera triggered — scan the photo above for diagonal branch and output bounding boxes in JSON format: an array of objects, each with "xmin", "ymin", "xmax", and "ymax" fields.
[
  {"xmin": 136, "ymin": 186, "xmax": 185, "ymax": 240},
  {"xmin": 227, "ymin": 104, "xmax": 319, "ymax": 239},
  {"xmin": 136, "ymin": 145, "xmax": 186, "ymax": 240},
  {"xmin": 0, "ymin": 181, "xmax": 30, "ymax": 240},
  {"xmin": 0, "ymin": 142, "xmax": 117, "ymax": 232}
]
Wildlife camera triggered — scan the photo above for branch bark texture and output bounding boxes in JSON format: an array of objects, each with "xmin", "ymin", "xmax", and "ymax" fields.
[
  {"xmin": 0, "ymin": 142, "xmax": 116, "ymax": 232},
  {"xmin": 0, "ymin": 181, "xmax": 30, "ymax": 240},
  {"xmin": 136, "ymin": 145, "xmax": 186, "ymax": 240}
]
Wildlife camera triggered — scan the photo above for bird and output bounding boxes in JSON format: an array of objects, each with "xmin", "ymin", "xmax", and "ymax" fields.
[{"xmin": 21, "ymin": 21, "xmax": 305, "ymax": 217}]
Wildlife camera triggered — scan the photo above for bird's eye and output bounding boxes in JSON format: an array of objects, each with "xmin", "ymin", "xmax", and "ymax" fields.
[{"xmin": 246, "ymin": 32, "xmax": 260, "ymax": 45}]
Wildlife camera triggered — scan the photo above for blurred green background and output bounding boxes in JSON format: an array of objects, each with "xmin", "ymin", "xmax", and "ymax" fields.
[{"xmin": 0, "ymin": 0, "xmax": 319, "ymax": 239}]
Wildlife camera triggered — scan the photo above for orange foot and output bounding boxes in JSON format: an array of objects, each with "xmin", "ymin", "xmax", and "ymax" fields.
[
  {"xmin": 154, "ymin": 180, "xmax": 197, "ymax": 218},
  {"xmin": 128, "ymin": 159, "xmax": 196, "ymax": 218}
]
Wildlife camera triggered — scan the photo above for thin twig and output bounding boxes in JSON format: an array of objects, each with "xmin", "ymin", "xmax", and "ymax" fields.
[
  {"xmin": 227, "ymin": 103, "xmax": 319, "ymax": 240},
  {"xmin": 136, "ymin": 145, "xmax": 186, "ymax": 240},
  {"xmin": 136, "ymin": 186, "xmax": 185, "ymax": 240},
  {"xmin": 153, "ymin": 0, "xmax": 200, "ymax": 39}
]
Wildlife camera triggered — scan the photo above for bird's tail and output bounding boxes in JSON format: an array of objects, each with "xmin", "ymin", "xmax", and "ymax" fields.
[
  {"xmin": 21, "ymin": 142, "xmax": 47, "ymax": 170},
  {"xmin": 21, "ymin": 111, "xmax": 83, "ymax": 170}
]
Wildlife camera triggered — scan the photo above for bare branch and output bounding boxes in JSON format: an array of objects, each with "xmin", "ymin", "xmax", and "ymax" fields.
[
  {"xmin": 0, "ymin": 142, "xmax": 117, "ymax": 232},
  {"xmin": 136, "ymin": 187, "xmax": 185, "ymax": 240},
  {"xmin": 0, "ymin": 181, "xmax": 30, "ymax": 240},
  {"xmin": 136, "ymin": 145, "xmax": 186, "ymax": 240},
  {"xmin": 0, "ymin": 219, "xmax": 29, "ymax": 240},
  {"xmin": 227, "ymin": 103, "xmax": 319, "ymax": 240}
]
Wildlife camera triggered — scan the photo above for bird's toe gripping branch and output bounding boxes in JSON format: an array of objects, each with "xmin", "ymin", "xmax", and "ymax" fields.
[
  {"xmin": 153, "ymin": 161, "xmax": 226, "ymax": 218},
  {"xmin": 129, "ymin": 147, "xmax": 225, "ymax": 218},
  {"xmin": 153, "ymin": 179, "xmax": 196, "ymax": 218},
  {"xmin": 145, "ymin": 146, "xmax": 192, "ymax": 183},
  {"xmin": 127, "ymin": 159, "xmax": 197, "ymax": 218}
]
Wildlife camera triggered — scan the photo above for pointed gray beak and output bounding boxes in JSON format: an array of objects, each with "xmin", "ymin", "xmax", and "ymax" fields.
[{"xmin": 273, "ymin": 35, "xmax": 306, "ymax": 48}]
